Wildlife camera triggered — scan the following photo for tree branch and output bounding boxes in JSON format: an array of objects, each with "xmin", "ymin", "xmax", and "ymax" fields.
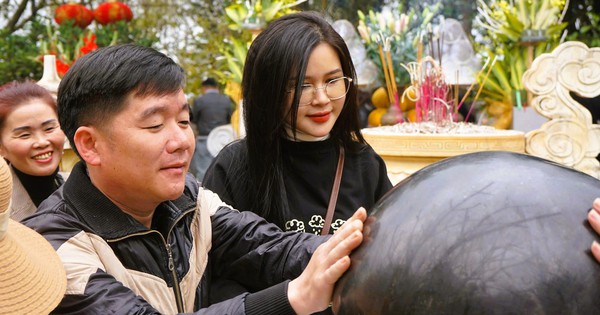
[
  {"xmin": 6, "ymin": 0, "xmax": 49, "ymax": 34},
  {"xmin": 5, "ymin": 0, "xmax": 29, "ymax": 34}
]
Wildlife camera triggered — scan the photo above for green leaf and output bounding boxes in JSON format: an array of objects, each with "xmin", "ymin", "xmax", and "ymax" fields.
[
  {"xmin": 498, "ymin": 26, "xmax": 521, "ymax": 42},
  {"xmin": 509, "ymin": 59, "xmax": 521, "ymax": 90},
  {"xmin": 357, "ymin": 10, "xmax": 365, "ymax": 21},
  {"xmin": 517, "ymin": 0, "xmax": 528, "ymax": 24},
  {"xmin": 262, "ymin": 0, "xmax": 273, "ymax": 9},
  {"xmin": 580, "ymin": 25, "xmax": 591, "ymax": 34},
  {"xmin": 226, "ymin": 57, "xmax": 243, "ymax": 83},
  {"xmin": 262, "ymin": 2, "xmax": 283, "ymax": 22},
  {"xmin": 504, "ymin": 13, "xmax": 524, "ymax": 35},
  {"xmin": 369, "ymin": 10, "xmax": 377, "ymax": 24},
  {"xmin": 491, "ymin": 59, "xmax": 512, "ymax": 92},
  {"xmin": 420, "ymin": 12, "xmax": 435, "ymax": 28},
  {"xmin": 481, "ymin": 87, "xmax": 507, "ymax": 102},
  {"xmin": 225, "ymin": 4, "xmax": 248, "ymax": 25},
  {"xmin": 513, "ymin": 50, "xmax": 525, "ymax": 90},
  {"xmin": 546, "ymin": 22, "xmax": 568, "ymax": 36},
  {"xmin": 483, "ymin": 74, "xmax": 507, "ymax": 96},
  {"xmin": 231, "ymin": 38, "xmax": 247, "ymax": 64},
  {"xmin": 228, "ymin": 23, "xmax": 242, "ymax": 32}
]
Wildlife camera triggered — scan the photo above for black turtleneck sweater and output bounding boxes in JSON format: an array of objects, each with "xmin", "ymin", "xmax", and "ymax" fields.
[
  {"xmin": 13, "ymin": 166, "xmax": 64, "ymax": 207},
  {"xmin": 202, "ymin": 137, "xmax": 392, "ymax": 235}
]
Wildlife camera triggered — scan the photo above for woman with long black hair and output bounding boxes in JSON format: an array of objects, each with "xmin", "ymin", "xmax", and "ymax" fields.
[{"xmin": 203, "ymin": 11, "xmax": 391, "ymax": 236}]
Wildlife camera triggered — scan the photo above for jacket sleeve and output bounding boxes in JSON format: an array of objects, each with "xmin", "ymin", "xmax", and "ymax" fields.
[
  {"xmin": 189, "ymin": 281, "xmax": 295, "ymax": 315},
  {"xmin": 24, "ymin": 212, "xmax": 163, "ymax": 315},
  {"xmin": 196, "ymin": 187, "xmax": 326, "ymax": 291},
  {"xmin": 210, "ymin": 206, "xmax": 326, "ymax": 290},
  {"xmin": 193, "ymin": 187, "xmax": 326, "ymax": 314},
  {"xmin": 27, "ymin": 209, "xmax": 297, "ymax": 315}
]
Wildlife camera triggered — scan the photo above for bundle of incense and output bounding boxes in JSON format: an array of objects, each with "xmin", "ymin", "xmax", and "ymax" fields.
[
  {"xmin": 384, "ymin": 38, "xmax": 402, "ymax": 122},
  {"xmin": 411, "ymin": 57, "xmax": 449, "ymax": 123},
  {"xmin": 377, "ymin": 34, "xmax": 395, "ymax": 107},
  {"xmin": 378, "ymin": 35, "xmax": 402, "ymax": 123}
]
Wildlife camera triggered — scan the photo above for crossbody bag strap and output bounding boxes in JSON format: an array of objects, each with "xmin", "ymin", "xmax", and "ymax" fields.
[{"xmin": 322, "ymin": 145, "xmax": 345, "ymax": 235}]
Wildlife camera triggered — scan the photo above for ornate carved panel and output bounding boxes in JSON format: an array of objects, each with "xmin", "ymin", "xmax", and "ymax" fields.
[{"xmin": 523, "ymin": 41, "xmax": 600, "ymax": 178}]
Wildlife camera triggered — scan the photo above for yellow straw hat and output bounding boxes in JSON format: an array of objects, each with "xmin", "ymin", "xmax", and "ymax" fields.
[{"xmin": 0, "ymin": 158, "xmax": 66, "ymax": 315}]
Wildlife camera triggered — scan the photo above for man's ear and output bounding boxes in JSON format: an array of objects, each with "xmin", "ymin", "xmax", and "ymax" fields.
[{"xmin": 74, "ymin": 126, "xmax": 102, "ymax": 166}]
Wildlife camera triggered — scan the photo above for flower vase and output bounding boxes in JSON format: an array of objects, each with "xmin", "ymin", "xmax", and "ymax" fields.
[{"xmin": 37, "ymin": 55, "xmax": 61, "ymax": 99}]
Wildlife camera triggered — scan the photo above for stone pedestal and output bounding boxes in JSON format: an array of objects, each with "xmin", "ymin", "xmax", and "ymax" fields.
[{"xmin": 362, "ymin": 125, "xmax": 526, "ymax": 184}]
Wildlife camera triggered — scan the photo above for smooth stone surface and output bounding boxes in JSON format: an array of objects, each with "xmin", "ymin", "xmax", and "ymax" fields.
[{"xmin": 333, "ymin": 151, "xmax": 600, "ymax": 314}]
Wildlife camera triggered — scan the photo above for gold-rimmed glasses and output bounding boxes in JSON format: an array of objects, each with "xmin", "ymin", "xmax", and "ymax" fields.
[{"xmin": 288, "ymin": 77, "xmax": 353, "ymax": 106}]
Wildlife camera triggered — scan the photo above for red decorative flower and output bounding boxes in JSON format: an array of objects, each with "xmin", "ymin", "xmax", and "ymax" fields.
[
  {"xmin": 93, "ymin": 1, "xmax": 133, "ymax": 25},
  {"xmin": 54, "ymin": 3, "xmax": 94, "ymax": 28},
  {"xmin": 56, "ymin": 58, "xmax": 70, "ymax": 77},
  {"xmin": 80, "ymin": 34, "xmax": 98, "ymax": 55}
]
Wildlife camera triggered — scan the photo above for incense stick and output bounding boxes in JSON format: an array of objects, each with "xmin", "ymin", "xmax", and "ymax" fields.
[
  {"xmin": 464, "ymin": 57, "xmax": 497, "ymax": 122},
  {"xmin": 427, "ymin": 24, "xmax": 434, "ymax": 61},
  {"xmin": 386, "ymin": 49, "xmax": 401, "ymax": 121},
  {"xmin": 437, "ymin": 28, "xmax": 443, "ymax": 67},
  {"xmin": 457, "ymin": 57, "xmax": 491, "ymax": 110},
  {"xmin": 454, "ymin": 70, "xmax": 459, "ymax": 116},
  {"xmin": 385, "ymin": 42, "xmax": 398, "ymax": 103},
  {"xmin": 417, "ymin": 35, "xmax": 423, "ymax": 62},
  {"xmin": 378, "ymin": 43, "xmax": 394, "ymax": 106}
]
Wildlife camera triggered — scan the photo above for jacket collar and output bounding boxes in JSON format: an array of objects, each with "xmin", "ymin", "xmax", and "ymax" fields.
[
  {"xmin": 9, "ymin": 169, "xmax": 37, "ymax": 222},
  {"xmin": 62, "ymin": 161, "xmax": 194, "ymax": 240}
]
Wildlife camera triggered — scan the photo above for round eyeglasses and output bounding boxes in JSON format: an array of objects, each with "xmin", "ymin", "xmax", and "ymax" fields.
[{"xmin": 289, "ymin": 77, "xmax": 353, "ymax": 106}]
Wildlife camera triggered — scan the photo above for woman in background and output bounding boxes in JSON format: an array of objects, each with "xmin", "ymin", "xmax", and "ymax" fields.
[
  {"xmin": 203, "ymin": 13, "xmax": 392, "ymax": 309},
  {"xmin": 0, "ymin": 81, "xmax": 66, "ymax": 221},
  {"xmin": 204, "ymin": 11, "xmax": 391, "ymax": 235}
]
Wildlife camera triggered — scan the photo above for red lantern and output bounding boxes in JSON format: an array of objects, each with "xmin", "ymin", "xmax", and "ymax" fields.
[
  {"xmin": 93, "ymin": 1, "xmax": 133, "ymax": 25},
  {"xmin": 54, "ymin": 3, "xmax": 94, "ymax": 28}
]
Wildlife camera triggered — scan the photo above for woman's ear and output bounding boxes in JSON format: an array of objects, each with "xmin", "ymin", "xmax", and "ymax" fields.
[{"xmin": 73, "ymin": 126, "xmax": 101, "ymax": 166}]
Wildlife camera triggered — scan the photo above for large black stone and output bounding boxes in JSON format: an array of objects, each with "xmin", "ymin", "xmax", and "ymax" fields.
[{"xmin": 333, "ymin": 151, "xmax": 600, "ymax": 314}]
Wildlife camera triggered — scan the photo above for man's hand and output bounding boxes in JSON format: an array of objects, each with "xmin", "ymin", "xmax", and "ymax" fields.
[
  {"xmin": 287, "ymin": 207, "xmax": 367, "ymax": 315},
  {"xmin": 588, "ymin": 198, "xmax": 600, "ymax": 262}
]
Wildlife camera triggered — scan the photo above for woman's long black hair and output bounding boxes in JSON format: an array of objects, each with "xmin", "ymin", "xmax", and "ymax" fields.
[{"xmin": 241, "ymin": 11, "xmax": 365, "ymax": 226}]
